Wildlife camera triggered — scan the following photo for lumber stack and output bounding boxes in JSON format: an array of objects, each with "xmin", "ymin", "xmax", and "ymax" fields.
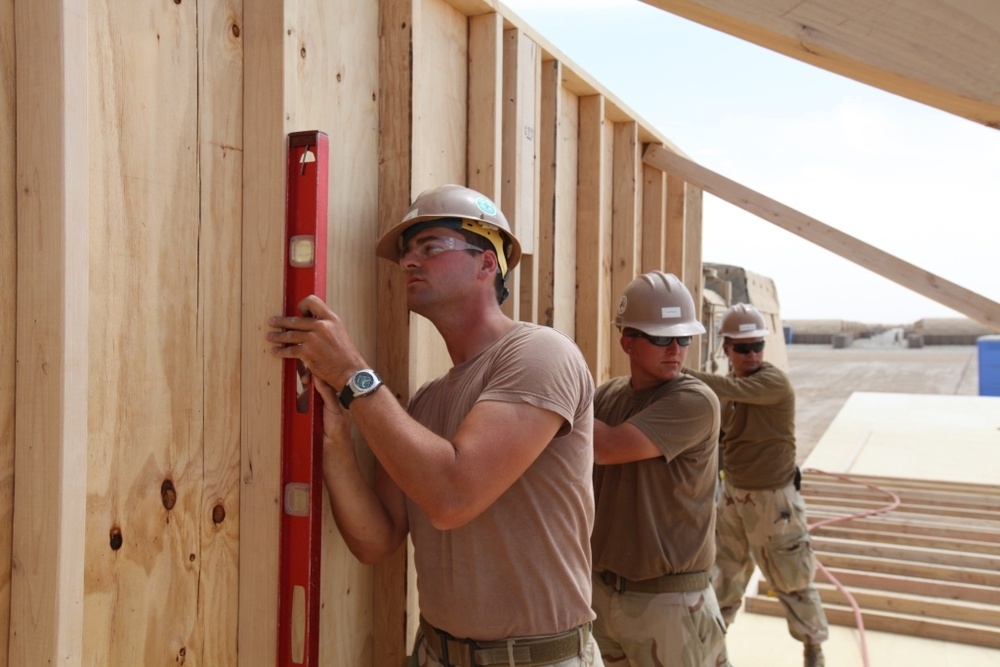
[{"xmin": 744, "ymin": 471, "xmax": 1000, "ymax": 648}]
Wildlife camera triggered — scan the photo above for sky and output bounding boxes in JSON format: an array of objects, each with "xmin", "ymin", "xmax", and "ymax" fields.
[{"xmin": 501, "ymin": 0, "xmax": 1000, "ymax": 325}]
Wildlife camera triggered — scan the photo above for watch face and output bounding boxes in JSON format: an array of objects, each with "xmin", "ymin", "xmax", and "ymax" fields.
[{"xmin": 354, "ymin": 372, "xmax": 375, "ymax": 391}]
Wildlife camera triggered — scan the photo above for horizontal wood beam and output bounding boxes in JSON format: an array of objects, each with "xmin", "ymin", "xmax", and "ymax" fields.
[
  {"xmin": 643, "ymin": 144, "xmax": 1000, "ymax": 331},
  {"xmin": 812, "ymin": 537, "xmax": 997, "ymax": 571},
  {"xmin": 747, "ymin": 597, "xmax": 1000, "ymax": 649},
  {"xmin": 811, "ymin": 525, "xmax": 1000, "ymax": 557},
  {"xmin": 811, "ymin": 516, "xmax": 1000, "ymax": 537},
  {"xmin": 805, "ymin": 495, "xmax": 999, "ymax": 523},
  {"xmin": 803, "ymin": 483, "xmax": 1000, "ymax": 512},
  {"xmin": 819, "ymin": 568, "xmax": 999, "ymax": 606},
  {"xmin": 811, "ymin": 582, "xmax": 1000, "ymax": 629},
  {"xmin": 808, "ymin": 511, "xmax": 1000, "ymax": 544},
  {"xmin": 637, "ymin": 0, "xmax": 1000, "ymax": 129},
  {"xmin": 761, "ymin": 575, "xmax": 1000, "ymax": 628},
  {"xmin": 805, "ymin": 472, "xmax": 1000, "ymax": 496},
  {"xmin": 815, "ymin": 552, "xmax": 1000, "ymax": 588}
]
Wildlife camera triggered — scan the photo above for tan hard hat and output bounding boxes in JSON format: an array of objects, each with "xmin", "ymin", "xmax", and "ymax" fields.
[
  {"xmin": 613, "ymin": 271, "xmax": 706, "ymax": 336},
  {"xmin": 719, "ymin": 303, "xmax": 770, "ymax": 339},
  {"xmin": 375, "ymin": 184, "xmax": 522, "ymax": 276}
]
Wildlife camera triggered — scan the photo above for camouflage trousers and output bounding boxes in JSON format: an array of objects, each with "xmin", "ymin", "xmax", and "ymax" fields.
[
  {"xmin": 714, "ymin": 478, "xmax": 829, "ymax": 645},
  {"xmin": 411, "ymin": 628, "xmax": 603, "ymax": 667},
  {"xmin": 591, "ymin": 573, "xmax": 730, "ymax": 667}
]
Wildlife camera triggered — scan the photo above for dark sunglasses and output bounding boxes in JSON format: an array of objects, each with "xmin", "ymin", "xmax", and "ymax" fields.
[
  {"xmin": 731, "ymin": 341, "xmax": 765, "ymax": 354},
  {"xmin": 625, "ymin": 331, "xmax": 693, "ymax": 347}
]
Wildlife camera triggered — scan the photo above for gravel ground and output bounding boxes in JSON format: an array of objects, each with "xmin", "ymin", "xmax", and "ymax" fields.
[{"xmin": 786, "ymin": 338, "xmax": 980, "ymax": 463}]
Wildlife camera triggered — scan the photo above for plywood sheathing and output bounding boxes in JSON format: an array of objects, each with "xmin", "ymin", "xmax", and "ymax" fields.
[
  {"xmin": 195, "ymin": 2, "xmax": 245, "ymax": 664},
  {"xmin": 240, "ymin": 0, "xmax": 382, "ymax": 664},
  {"xmin": 5, "ymin": 0, "xmax": 709, "ymax": 664},
  {"xmin": 84, "ymin": 0, "xmax": 243, "ymax": 663}
]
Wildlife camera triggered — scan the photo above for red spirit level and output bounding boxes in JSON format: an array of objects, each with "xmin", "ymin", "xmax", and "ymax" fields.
[{"xmin": 278, "ymin": 130, "xmax": 329, "ymax": 666}]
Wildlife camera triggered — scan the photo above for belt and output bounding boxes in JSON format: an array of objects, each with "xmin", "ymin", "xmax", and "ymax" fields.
[
  {"xmin": 419, "ymin": 617, "xmax": 589, "ymax": 667},
  {"xmin": 598, "ymin": 570, "xmax": 710, "ymax": 594}
]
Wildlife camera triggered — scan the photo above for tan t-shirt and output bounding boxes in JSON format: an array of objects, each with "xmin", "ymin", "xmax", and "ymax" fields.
[
  {"xmin": 591, "ymin": 375, "xmax": 720, "ymax": 580},
  {"xmin": 686, "ymin": 362, "xmax": 797, "ymax": 490},
  {"xmin": 406, "ymin": 322, "xmax": 596, "ymax": 641}
]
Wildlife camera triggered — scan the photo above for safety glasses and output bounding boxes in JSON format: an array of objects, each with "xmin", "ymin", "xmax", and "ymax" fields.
[
  {"xmin": 731, "ymin": 341, "xmax": 765, "ymax": 354},
  {"xmin": 399, "ymin": 236, "xmax": 484, "ymax": 265},
  {"xmin": 625, "ymin": 331, "xmax": 693, "ymax": 347}
]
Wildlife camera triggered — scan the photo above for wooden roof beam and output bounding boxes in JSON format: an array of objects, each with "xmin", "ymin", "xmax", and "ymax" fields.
[
  {"xmin": 643, "ymin": 144, "xmax": 1000, "ymax": 331},
  {"xmin": 638, "ymin": 0, "xmax": 1000, "ymax": 129}
]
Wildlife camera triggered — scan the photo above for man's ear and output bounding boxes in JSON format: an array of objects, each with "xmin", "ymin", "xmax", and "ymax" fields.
[
  {"xmin": 619, "ymin": 334, "xmax": 632, "ymax": 355},
  {"xmin": 479, "ymin": 249, "xmax": 499, "ymax": 278}
]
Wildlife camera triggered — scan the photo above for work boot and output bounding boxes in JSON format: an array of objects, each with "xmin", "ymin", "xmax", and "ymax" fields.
[{"xmin": 804, "ymin": 641, "xmax": 825, "ymax": 667}]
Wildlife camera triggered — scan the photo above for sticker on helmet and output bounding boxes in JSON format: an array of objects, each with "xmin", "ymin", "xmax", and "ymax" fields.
[
  {"xmin": 739, "ymin": 323, "xmax": 756, "ymax": 331},
  {"xmin": 617, "ymin": 296, "xmax": 628, "ymax": 315},
  {"xmin": 475, "ymin": 196, "xmax": 497, "ymax": 216},
  {"xmin": 661, "ymin": 306, "xmax": 681, "ymax": 319}
]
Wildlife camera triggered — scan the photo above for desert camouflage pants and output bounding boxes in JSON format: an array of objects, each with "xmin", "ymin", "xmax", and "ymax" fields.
[
  {"xmin": 591, "ymin": 574, "xmax": 730, "ymax": 667},
  {"xmin": 411, "ymin": 629, "xmax": 603, "ymax": 667},
  {"xmin": 714, "ymin": 478, "xmax": 829, "ymax": 645}
]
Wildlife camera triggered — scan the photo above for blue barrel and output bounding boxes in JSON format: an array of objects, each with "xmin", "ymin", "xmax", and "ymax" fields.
[
  {"xmin": 783, "ymin": 326, "xmax": 793, "ymax": 345},
  {"xmin": 978, "ymin": 335, "xmax": 1000, "ymax": 396}
]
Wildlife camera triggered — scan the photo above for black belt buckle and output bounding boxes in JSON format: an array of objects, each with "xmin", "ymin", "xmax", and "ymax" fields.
[
  {"xmin": 442, "ymin": 630, "xmax": 478, "ymax": 667},
  {"xmin": 601, "ymin": 570, "xmax": 626, "ymax": 594},
  {"xmin": 435, "ymin": 628, "xmax": 451, "ymax": 666}
]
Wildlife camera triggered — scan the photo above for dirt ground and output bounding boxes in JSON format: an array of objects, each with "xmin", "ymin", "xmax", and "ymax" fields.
[{"xmin": 787, "ymin": 334, "xmax": 980, "ymax": 463}]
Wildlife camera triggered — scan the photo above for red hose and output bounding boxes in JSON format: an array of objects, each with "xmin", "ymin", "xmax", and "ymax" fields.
[{"xmin": 802, "ymin": 468, "xmax": 902, "ymax": 667}]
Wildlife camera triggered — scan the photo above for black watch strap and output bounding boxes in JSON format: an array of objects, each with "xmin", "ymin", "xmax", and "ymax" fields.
[
  {"xmin": 338, "ymin": 369, "xmax": 382, "ymax": 409},
  {"xmin": 338, "ymin": 384, "xmax": 360, "ymax": 410}
]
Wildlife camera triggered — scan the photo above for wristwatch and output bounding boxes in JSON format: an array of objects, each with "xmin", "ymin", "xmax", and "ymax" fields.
[{"xmin": 338, "ymin": 369, "xmax": 383, "ymax": 409}]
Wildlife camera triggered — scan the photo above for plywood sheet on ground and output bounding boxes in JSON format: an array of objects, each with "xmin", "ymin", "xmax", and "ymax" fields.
[
  {"xmin": 803, "ymin": 392, "xmax": 1000, "ymax": 484},
  {"xmin": 726, "ymin": 616, "xmax": 1000, "ymax": 667}
]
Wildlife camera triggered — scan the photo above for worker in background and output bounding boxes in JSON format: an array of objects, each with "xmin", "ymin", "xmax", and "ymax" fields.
[
  {"xmin": 590, "ymin": 271, "xmax": 730, "ymax": 667},
  {"xmin": 267, "ymin": 184, "xmax": 601, "ymax": 667},
  {"xmin": 685, "ymin": 303, "xmax": 829, "ymax": 667}
]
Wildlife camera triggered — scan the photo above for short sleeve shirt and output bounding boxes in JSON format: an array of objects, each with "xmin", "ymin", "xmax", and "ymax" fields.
[
  {"xmin": 591, "ymin": 374, "xmax": 720, "ymax": 580},
  {"xmin": 406, "ymin": 322, "xmax": 596, "ymax": 641}
]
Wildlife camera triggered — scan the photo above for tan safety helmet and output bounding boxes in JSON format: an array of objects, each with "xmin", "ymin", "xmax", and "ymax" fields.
[
  {"xmin": 375, "ymin": 184, "xmax": 522, "ymax": 277},
  {"xmin": 719, "ymin": 303, "xmax": 770, "ymax": 339},
  {"xmin": 613, "ymin": 271, "xmax": 706, "ymax": 336}
]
